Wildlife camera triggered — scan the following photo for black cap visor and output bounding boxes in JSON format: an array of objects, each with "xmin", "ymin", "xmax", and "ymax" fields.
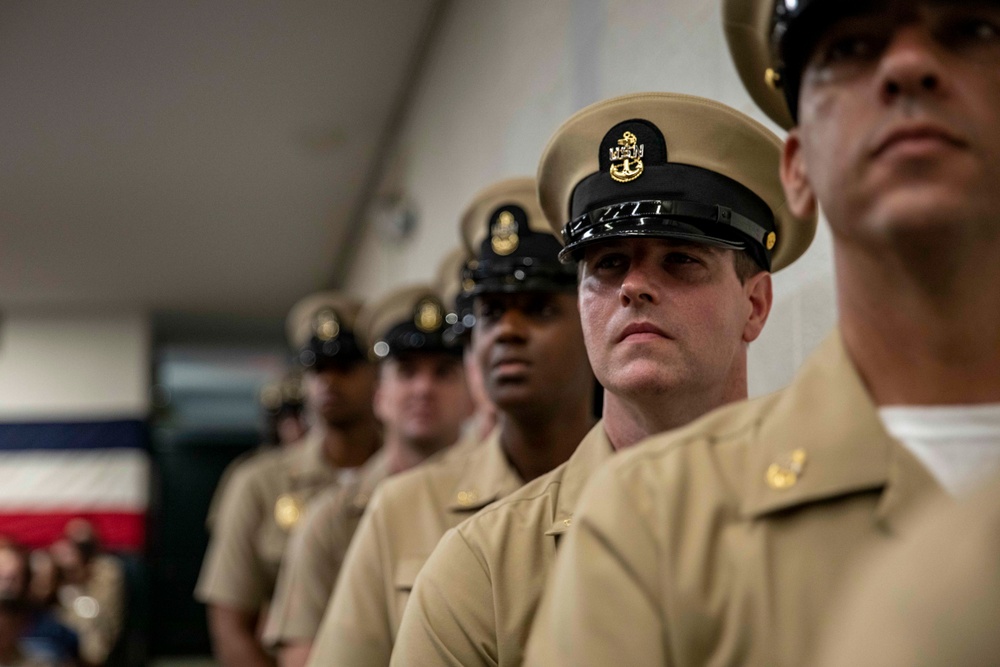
[
  {"xmin": 773, "ymin": 0, "xmax": 873, "ymax": 121},
  {"xmin": 566, "ymin": 162, "xmax": 776, "ymax": 270},
  {"xmin": 560, "ymin": 199, "xmax": 767, "ymax": 262},
  {"xmin": 299, "ymin": 331, "xmax": 367, "ymax": 371},
  {"xmin": 377, "ymin": 321, "xmax": 463, "ymax": 360},
  {"xmin": 468, "ymin": 256, "xmax": 577, "ymax": 296}
]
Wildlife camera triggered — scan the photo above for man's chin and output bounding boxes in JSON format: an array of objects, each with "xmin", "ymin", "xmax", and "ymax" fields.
[
  {"xmin": 602, "ymin": 363, "xmax": 681, "ymax": 398},
  {"xmin": 490, "ymin": 383, "xmax": 544, "ymax": 411}
]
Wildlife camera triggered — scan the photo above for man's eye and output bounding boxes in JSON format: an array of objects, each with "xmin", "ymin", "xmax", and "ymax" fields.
[
  {"xmin": 947, "ymin": 17, "xmax": 1000, "ymax": 44},
  {"xmin": 821, "ymin": 35, "xmax": 879, "ymax": 64},
  {"xmin": 665, "ymin": 252, "xmax": 698, "ymax": 265},
  {"xmin": 593, "ymin": 254, "xmax": 626, "ymax": 271},
  {"xmin": 536, "ymin": 303, "xmax": 558, "ymax": 318}
]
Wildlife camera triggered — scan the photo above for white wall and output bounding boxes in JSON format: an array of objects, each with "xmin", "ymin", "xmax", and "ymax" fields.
[
  {"xmin": 345, "ymin": 0, "xmax": 837, "ymax": 397},
  {"xmin": 0, "ymin": 310, "xmax": 150, "ymax": 420}
]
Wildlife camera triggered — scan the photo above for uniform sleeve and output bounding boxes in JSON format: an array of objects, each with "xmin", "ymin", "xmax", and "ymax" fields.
[
  {"xmin": 307, "ymin": 490, "xmax": 395, "ymax": 667},
  {"xmin": 263, "ymin": 489, "xmax": 353, "ymax": 646},
  {"xmin": 391, "ymin": 527, "xmax": 497, "ymax": 667},
  {"xmin": 523, "ymin": 464, "xmax": 666, "ymax": 667},
  {"xmin": 205, "ymin": 452, "xmax": 250, "ymax": 531},
  {"xmin": 195, "ymin": 465, "xmax": 268, "ymax": 611}
]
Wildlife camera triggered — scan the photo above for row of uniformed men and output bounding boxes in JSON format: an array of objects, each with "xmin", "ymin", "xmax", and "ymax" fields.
[{"xmin": 198, "ymin": 0, "xmax": 1000, "ymax": 665}]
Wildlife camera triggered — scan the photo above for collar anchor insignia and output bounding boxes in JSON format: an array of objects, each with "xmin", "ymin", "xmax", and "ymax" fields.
[
  {"xmin": 766, "ymin": 448, "xmax": 807, "ymax": 490},
  {"xmin": 274, "ymin": 493, "xmax": 303, "ymax": 530}
]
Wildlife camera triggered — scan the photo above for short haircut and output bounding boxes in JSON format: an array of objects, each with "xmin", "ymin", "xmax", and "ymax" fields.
[{"xmin": 733, "ymin": 248, "xmax": 767, "ymax": 284}]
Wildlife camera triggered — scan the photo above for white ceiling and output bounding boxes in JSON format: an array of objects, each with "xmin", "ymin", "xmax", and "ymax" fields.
[{"xmin": 0, "ymin": 0, "xmax": 438, "ymax": 317}]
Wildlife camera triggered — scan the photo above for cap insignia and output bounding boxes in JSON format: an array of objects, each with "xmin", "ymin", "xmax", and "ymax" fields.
[
  {"xmin": 274, "ymin": 493, "xmax": 303, "ymax": 530},
  {"xmin": 491, "ymin": 210, "xmax": 520, "ymax": 256},
  {"xmin": 609, "ymin": 131, "xmax": 644, "ymax": 183},
  {"xmin": 415, "ymin": 297, "xmax": 443, "ymax": 332},
  {"xmin": 313, "ymin": 308, "xmax": 341, "ymax": 342},
  {"xmin": 766, "ymin": 232, "xmax": 777, "ymax": 251}
]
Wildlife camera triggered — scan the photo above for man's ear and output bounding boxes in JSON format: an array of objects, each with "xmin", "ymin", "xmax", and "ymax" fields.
[
  {"xmin": 781, "ymin": 129, "xmax": 817, "ymax": 220},
  {"xmin": 743, "ymin": 271, "xmax": 772, "ymax": 344}
]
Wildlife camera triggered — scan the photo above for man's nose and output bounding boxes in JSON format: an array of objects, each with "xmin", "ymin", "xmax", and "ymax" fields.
[{"xmin": 877, "ymin": 25, "xmax": 945, "ymax": 105}]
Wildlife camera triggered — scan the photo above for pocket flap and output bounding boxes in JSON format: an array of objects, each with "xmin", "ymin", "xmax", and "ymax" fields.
[{"xmin": 393, "ymin": 557, "xmax": 426, "ymax": 591}]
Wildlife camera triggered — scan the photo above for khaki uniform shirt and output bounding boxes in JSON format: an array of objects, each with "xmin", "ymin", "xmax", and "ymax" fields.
[
  {"xmin": 392, "ymin": 423, "xmax": 613, "ymax": 666},
  {"xmin": 262, "ymin": 449, "xmax": 391, "ymax": 646},
  {"xmin": 307, "ymin": 429, "xmax": 523, "ymax": 667},
  {"xmin": 195, "ymin": 432, "xmax": 355, "ymax": 612},
  {"xmin": 524, "ymin": 333, "xmax": 945, "ymax": 667},
  {"xmin": 815, "ymin": 477, "xmax": 1000, "ymax": 667},
  {"xmin": 205, "ymin": 444, "xmax": 283, "ymax": 531}
]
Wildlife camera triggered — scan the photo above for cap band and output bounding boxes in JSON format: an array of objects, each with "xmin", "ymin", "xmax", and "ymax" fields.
[
  {"xmin": 562, "ymin": 198, "xmax": 772, "ymax": 266},
  {"xmin": 376, "ymin": 321, "xmax": 463, "ymax": 359},
  {"xmin": 770, "ymin": 0, "xmax": 852, "ymax": 121},
  {"xmin": 468, "ymin": 254, "xmax": 577, "ymax": 295},
  {"xmin": 566, "ymin": 159, "xmax": 776, "ymax": 270},
  {"xmin": 298, "ymin": 330, "xmax": 366, "ymax": 370}
]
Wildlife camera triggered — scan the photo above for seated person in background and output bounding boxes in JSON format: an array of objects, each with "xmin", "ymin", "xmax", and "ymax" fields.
[
  {"xmin": 50, "ymin": 520, "xmax": 122, "ymax": 667},
  {"xmin": 0, "ymin": 540, "xmax": 78, "ymax": 667}
]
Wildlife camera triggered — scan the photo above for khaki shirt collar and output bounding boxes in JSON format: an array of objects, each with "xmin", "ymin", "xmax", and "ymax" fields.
[
  {"xmin": 446, "ymin": 427, "xmax": 524, "ymax": 512},
  {"xmin": 742, "ymin": 331, "xmax": 942, "ymax": 526},
  {"xmin": 347, "ymin": 448, "xmax": 392, "ymax": 514},
  {"xmin": 546, "ymin": 422, "xmax": 614, "ymax": 537},
  {"xmin": 288, "ymin": 430, "xmax": 342, "ymax": 487}
]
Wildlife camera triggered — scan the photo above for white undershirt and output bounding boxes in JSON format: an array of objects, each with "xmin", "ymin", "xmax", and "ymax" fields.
[{"xmin": 879, "ymin": 403, "xmax": 1000, "ymax": 497}]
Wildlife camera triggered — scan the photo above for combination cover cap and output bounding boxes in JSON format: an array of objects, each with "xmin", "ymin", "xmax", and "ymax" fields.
[
  {"xmin": 724, "ymin": 0, "xmax": 840, "ymax": 128},
  {"xmin": 537, "ymin": 92, "xmax": 816, "ymax": 272},
  {"xmin": 357, "ymin": 284, "xmax": 463, "ymax": 361},
  {"xmin": 433, "ymin": 247, "xmax": 477, "ymax": 345},
  {"xmin": 285, "ymin": 292, "xmax": 366, "ymax": 369},
  {"xmin": 460, "ymin": 177, "xmax": 577, "ymax": 295}
]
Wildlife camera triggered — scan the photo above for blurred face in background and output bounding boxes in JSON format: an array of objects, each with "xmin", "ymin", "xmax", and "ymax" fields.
[
  {"xmin": 28, "ymin": 550, "xmax": 58, "ymax": 605},
  {"xmin": 304, "ymin": 361, "xmax": 378, "ymax": 428},
  {"xmin": 375, "ymin": 352, "xmax": 472, "ymax": 453},
  {"xmin": 275, "ymin": 411, "xmax": 308, "ymax": 445},
  {"xmin": 49, "ymin": 538, "xmax": 86, "ymax": 585},
  {"xmin": 0, "ymin": 548, "xmax": 26, "ymax": 602}
]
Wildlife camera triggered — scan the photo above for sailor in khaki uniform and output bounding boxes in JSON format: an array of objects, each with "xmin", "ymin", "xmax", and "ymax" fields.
[
  {"xmin": 263, "ymin": 284, "xmax": 472, "ymax": 667},
  {"xmin": 525, "ymin": 1, "xmax": 1000, "ymax": 665},
  {"xmin": 206, "ymin": 372, "xmax": 307, "ymax": 532},
  {"xmin": 196, "ymin": 293, "xmax": 381, "ymax": 667},
  {"xmin": 306, "ymin": 177, "xmax": 596, "ymax": 667},
  {"xmin": 393, "ymin": 92, "xmax": 816, "ymax": 666},
  {"xmin": 434, "ymin": 247, "xmax": 498, "ymax": 444}
]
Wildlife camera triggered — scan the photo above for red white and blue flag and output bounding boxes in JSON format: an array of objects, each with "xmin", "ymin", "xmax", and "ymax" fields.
[{"xmin": 0, "ymin": 421, "xmax": 148, "ymax": 551}]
